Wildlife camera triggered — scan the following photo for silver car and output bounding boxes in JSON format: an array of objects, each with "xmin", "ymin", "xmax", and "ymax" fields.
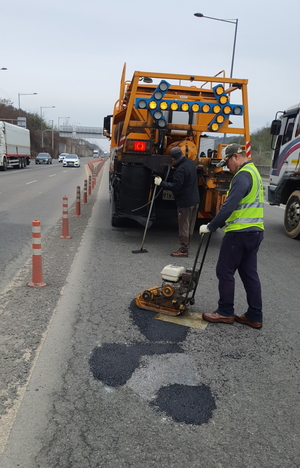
[
  {"xmin": 35, "ymin": 153, "xmax": 52, "ymax": 164},
  {"xmin": 58, "ymin": 153, "xmax": 68, "ymax": 162},
  {"xmin": 62, "ymin": 154, "xmax": 80, "ymax": 167}
]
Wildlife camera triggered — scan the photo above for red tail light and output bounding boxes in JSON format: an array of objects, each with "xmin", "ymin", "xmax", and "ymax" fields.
[
  {"xmin": 134, "ymin": 141, "xmax": 147, "ymax": 152},
  {"xmin": 124, "ymin": 139, "xmax": 151, "ymax": 153}
]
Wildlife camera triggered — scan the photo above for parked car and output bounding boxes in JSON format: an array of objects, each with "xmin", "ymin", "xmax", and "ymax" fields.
[
  {"xmin": 62, "ymin": 154, "xmax": 80, "ymax": 167},
  {"xmin": 58, "ymin": 152, "xmax": 68, "ymax": 162},
  {"xmin": 36, "ymin": 153, "xmax": 52, "ymax": 164}
]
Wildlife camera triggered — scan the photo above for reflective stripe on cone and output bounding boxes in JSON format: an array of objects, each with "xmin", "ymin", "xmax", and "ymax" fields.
[
  {"xmin": 28, "ymin": 219, "xmax": 47, "ymax": 287},
  {"xmin": 60, "ymin": 196, "xmax": 71, "ymax": 239}
]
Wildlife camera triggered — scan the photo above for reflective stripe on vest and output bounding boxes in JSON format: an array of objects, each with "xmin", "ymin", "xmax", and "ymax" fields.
[{"xmin": 224, "ymin": 163, "xmax": 264, "ymax": 232}]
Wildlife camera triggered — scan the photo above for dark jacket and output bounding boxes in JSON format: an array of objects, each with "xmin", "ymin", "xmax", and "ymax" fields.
[{"xmin": 161, "ymin": 156, "xmax": 200, "ymax": 208}]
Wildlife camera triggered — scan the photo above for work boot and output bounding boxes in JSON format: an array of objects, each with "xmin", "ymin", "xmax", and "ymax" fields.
[
  {"xmin": 234, "ymin": 315, "xmax": 262, "ymax": 329},
  {"xmin": 171, "ymin": 248, "xmax": 188, "ymax": 258},
  {"xmin": 202, "ymin": 311, "xmax": 234, "ymax": 324}
]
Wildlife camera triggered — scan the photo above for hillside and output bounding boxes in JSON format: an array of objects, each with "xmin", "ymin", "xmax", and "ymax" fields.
[{"xmin": 225, "ymin": 126, "xmax": 272, "ymax": 165}]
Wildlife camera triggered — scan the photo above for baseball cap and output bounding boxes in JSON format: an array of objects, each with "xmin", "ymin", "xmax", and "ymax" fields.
[
  {"xmin": 216, "ymin": 143, "xmax": 244, "ymax": 167},
  {"xmin": 169, "ymin": 147, "xmax": 183, "ymax": 159}
]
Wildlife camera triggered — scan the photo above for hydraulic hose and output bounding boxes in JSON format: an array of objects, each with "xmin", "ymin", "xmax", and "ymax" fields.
[{"xmin": 131, "ymin": 164, "xmax": 171, "ymax": 212}]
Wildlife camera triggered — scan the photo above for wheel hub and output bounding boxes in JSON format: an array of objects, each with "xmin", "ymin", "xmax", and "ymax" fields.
[{"xmin": 287, "ymin": 200, "xmax": 300, "ymax": 229}]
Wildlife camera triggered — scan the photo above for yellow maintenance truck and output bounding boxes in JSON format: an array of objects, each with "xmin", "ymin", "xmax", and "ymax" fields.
[{"xmin": 103, "ymin": 64, "xmax": 251, "ymax": 227}]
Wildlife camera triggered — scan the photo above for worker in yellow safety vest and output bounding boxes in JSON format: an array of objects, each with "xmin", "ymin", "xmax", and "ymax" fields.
[{"xmin": 199, "ymin": 143, "xmax": 264, "ymax": 329}]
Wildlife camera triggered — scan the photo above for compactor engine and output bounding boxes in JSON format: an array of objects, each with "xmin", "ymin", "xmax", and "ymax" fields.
[{"xmin": 136, "ymin": 265, "xmax": 200, "ymax": 316}]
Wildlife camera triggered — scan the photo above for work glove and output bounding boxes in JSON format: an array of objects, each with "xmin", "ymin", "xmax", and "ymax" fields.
[
  {"xmin": 154, "ymin": 176, "xmax": 162, "ymax": 186},
  {"xmin": 199, "ymin": 224, "xmax": 211, "ymax": 234}
]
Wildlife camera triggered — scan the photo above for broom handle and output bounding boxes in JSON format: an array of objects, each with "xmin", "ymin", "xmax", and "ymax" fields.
[{"xmin": 140, "ymin": 184, "xmax": 157, "ymax": 250}]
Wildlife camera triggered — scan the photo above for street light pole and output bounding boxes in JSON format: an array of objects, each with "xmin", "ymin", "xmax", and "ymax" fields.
[
  {"xmin": 58, "ymin": 116, "xmax": 70, "ymax": 130},
  {"xmin": 58, "ymin": 117, "xmax": 70, "ymax": 155},
  {"xmin": 194, "ymin": 13, "xmax": 238, "ymax": 78},
  {"xmin": 18, "ymin": 93, "xmax": 37, "ymax": 117},
  {"xmin": 40, "ymin": 106, "xmax": 55, "ymax": 147},
  {"xmin": 50, "ymin": 120, "xmax": 54, "ymax": 149}
]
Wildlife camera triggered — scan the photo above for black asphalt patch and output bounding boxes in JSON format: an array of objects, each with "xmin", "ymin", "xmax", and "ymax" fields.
[
  {"xmin": 89, "ymin": 303, "xmax": 214, "ymax": 425},
  {"xmin": 150, "ymin": 383, "xmax": 216, "ymax": 425},
  {"xmin": 129, "ymin": 300, "xmax": 189, "ymax": 342},
  {"xmin": 89, "ymin": 342, "xmax": 183, "ymax": 387}
]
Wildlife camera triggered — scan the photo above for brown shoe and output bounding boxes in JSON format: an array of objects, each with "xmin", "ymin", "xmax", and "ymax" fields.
[
  {"xmin": 171, "ymin": 248, "xmax": 188, "ymax": 257},
  {"xmin": 234, "ymin": 315, "xmax": 262, "ymax": 329},
  {"xmin": 202, "ymin": 311, "xmax": 234, "ymax": 324}
]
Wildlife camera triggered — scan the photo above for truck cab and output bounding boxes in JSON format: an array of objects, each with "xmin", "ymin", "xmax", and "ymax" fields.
[{"xmin": 268, "ymin": 104, "xmax": 300, "ymax": 238}]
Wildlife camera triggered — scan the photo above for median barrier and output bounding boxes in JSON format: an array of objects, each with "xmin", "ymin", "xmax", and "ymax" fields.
[
  {"xmin": 85, "ymin": 158, "xmax": 105, "ymax": 193},
  {"xmin": 92, "ymin": 167, "xmax": 96, "ymax": 190},
  {"xmin": 88, "ymin": 175, "xmax": 92, "ymax": 196},
  {"xmin": 83, "ymin": 179, "xmax": 88, "ymax": 204},
  {"xmin": 60, "ymin": 196, "xmax": 72, "ymax": 239},
  {"xmin": 28, "ymin": 219, "xmax": 47, "ymax": 287},
  {"xmin": 74, "ymin": 186, "xmax": 82, "ymax": 217}
]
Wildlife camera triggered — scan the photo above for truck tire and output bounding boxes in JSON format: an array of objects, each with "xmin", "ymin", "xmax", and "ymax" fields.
[
  {"xmin": 111, "ymin": 191, "xmax": 122, "ymax": 227},
  {"xmin": 284, "ymin": 190, "xmax": 300, "ymax": 239},
  {"xmin": 0, "ymin": 157, "xmax": 7, "ymax": 171}
]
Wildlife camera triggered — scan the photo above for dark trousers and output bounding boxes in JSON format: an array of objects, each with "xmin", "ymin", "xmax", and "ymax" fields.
[
  {"xmin": 177, "ymin": 205, "xmax": 199, "ymax": 250},
  {"xmin": 216, "ymin": 231, "xmax": 264, "ymax": 321}
]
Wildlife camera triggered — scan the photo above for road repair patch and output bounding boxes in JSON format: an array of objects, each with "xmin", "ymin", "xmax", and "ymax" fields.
[{"xmin": 155, "ymin": 311, "xmax": 208, "ymax": 330}]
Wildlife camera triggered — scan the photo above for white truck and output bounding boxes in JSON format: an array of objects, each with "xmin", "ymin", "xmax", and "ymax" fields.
[
  {"xmin": 0, "ymin": 121, "xmax": 31, "ymax": 171},
  {"xmin": 267, "ymin": 103, "xmax": 300, "ymax": 239}
]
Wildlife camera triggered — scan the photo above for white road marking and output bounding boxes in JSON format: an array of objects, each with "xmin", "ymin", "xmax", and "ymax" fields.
[{"xmin": 26, "ymin": 180, "xmax": 37, "ymax": 185}]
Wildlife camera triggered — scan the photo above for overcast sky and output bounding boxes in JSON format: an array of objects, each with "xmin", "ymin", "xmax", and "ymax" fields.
[{"xmin": 1, "ymin": 0, "xmax": 299, "ymax": 151}]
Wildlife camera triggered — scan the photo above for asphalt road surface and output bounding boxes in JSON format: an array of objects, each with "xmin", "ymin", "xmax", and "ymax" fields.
[
  {"xmin": 0, "ymin": 163, "xmax": 299, "ymax": 468},
  {"xmin": 0, "ymin": 158, "xmax": 91, "ymax": 293}
]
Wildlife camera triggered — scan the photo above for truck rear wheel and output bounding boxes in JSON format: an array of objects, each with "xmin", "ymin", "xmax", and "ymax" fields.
[
  {"xmin": 284, "ymin": 190, "xmax": 300, "ymax": 239},
  {"xmin": 111, "ymin": 190, "xmax": 122, "ymax": 227},
  {"xmin": 0, "ymin": 157, "xmax": 7, "ymax": 171}
]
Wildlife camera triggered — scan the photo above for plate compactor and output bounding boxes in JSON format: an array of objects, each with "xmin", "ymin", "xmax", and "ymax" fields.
[{"xmin": 136, "ymin": 233, "xmax": 212, "ymax": 316}]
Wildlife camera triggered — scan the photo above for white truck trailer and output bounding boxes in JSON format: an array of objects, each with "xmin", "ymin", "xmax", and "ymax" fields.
[
  {"xmin": 0, "ymin": 121, "xmax": 31, "ymax": 171},
  {"xmin": 267, "ymin": 104, "xmax": 300, "ymax": 238}
]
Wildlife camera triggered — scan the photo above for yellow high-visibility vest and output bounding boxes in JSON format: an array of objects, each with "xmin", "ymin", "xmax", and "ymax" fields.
[{"xmin": 224, "ymin": 163, "xmax": 264, "ymax": 232}]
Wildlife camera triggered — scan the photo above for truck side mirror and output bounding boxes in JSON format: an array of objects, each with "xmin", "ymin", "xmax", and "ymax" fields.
[
  {"xmin": 270, "ymin": 119, "xmax": 281, "ymax": 136},
  {"xmin": 103, "ymin": 115, "xmax": 112, "ymax": 136}
]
